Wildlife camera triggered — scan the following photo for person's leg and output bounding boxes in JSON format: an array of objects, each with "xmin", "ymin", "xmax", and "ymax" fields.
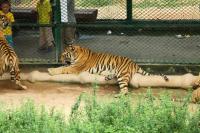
[
  {"xmin": 38, "ymin": 27, "xmax": 47, "ymax": 50},
  {"xmin": 45, "ymin": 27, "xmax": 54, "ymax": 47},
  {"xmin": 43, "ymin": 27, "xmax": 55, "ymax": 52},
  {"xmin": 5, "ymin": 35, "xmax": 14, "ymax": 48},
  {"xmin": 63, "ymin": 26, "xmax": 76, "ymax": 45}
]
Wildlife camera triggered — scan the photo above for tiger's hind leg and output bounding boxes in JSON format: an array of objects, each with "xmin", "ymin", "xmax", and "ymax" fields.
[
  {"xmin": 10, "ymin": 68, "xmax": 27, "ymax": 90},
  {"xmin": 115, "ymin": 74, "xmax": 131, "ymax": 97}
]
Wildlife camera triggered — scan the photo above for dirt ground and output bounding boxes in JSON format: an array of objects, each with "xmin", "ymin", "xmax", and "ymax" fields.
[
  {"xmin": 0, "ymin": 80, "xmax": 120, "ymax": 116},
  {"xmin": 0, "ymin": 67, "xmax": 196, "ymax": 117},
  {"xmin": 98, "ymin": 4, "xmax": 200, "ymax": 20}
]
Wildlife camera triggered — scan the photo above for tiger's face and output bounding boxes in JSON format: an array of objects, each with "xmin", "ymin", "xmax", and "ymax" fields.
[
  {"xmin": 61, "ymin": 45, "xmax": 81, "ymax": 65},
  {"xmin": 0, "ymin": 15, "xmax": 9, "ymax": 29}
]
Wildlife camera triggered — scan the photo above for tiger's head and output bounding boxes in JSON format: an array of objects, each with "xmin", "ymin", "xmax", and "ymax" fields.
[
  {"xmin": 0, "ymin": 15, "xmax": 9, "ymax": 30},
  {"xmin": 61, "ymin": 45, "xmax": 87, "ymax": 65}
]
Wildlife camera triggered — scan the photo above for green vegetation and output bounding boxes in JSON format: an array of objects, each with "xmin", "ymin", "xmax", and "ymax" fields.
[
  {"xmin": 68, "ymin": 90, "xmax": 200, "ymax": 132},
  {"xmin": 0, "ymin": 89, "xmax": 199, "ymax": 132},
  {"xmin": 0, "ymin": 100, "xmax": 68, "ymax": 133},
  {"xmin": 133, "ymin": 0, "xmax": 200, "ymax": 8}
]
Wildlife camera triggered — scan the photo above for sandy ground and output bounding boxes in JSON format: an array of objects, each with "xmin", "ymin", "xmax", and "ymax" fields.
[
  {"xmin": 0, "ymin": 66, "xmax": 196, "ymax": 117},
  {"xmin": 11, "ymin": 1, "xmax": 200, "ymax": 20},
  {"xmin": 0, "ymin": 80, "xmax": 120, "ymax": 116},
  {"xmin": 91, "ymin": 4, "xmax": 200, "ymax": 20},
  {"xmin": 0, "ymin": 66, "xmax": 198, "ymax": 119}
]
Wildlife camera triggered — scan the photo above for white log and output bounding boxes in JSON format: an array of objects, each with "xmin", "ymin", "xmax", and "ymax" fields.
[
  {"xmin": 0, "ymin": 71, "xmax": 198, "ymax": 89},
  {"xmin": 130, "ymin": 73, "xmax": 197, "ymax": 89}
]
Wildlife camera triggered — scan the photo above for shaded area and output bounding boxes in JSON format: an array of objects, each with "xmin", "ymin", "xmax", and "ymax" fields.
[
  {"xmin": 13, "ymin": 29, "xmax": 200, "ymax": 64},
  {"xmin": 13, "ymin": 29, "xmax": 56, "ymax": 61},
  {"xmin": 77, "ymin": 31, "xmax": 200, "ymax": 64}
]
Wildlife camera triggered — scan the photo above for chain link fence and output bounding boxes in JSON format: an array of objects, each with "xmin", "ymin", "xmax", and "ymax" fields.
[
  {"xmin": 8, "ymin": 0, "xmax": 57, "ymax": 64},
  {"xmin": 133, "ymin": 0, "xmax": 200, "ymax": 20},
  {"xmin": 3, "ymin": 0, "xmax": 200, "ymax": 65},
  {"xmin": 73, "ymin": 0, "xmax": 200, "ymax": 65}
]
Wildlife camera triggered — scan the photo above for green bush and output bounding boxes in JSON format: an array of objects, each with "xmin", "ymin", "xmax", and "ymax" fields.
[
  {"xmin": 67, "ymin": 90, "xmax": 200, "ymax": 133},
  {"xmin": 0, "ymin": 89, "xmax": 199, "ymax": 133},
  {"xmin": 0, "ymin": 100, "xmax": 68, "ymax": 133}
]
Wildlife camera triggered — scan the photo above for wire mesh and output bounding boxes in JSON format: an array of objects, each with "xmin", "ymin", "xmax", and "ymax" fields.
[
  {"xmin": 3, "ymin": 0, "xmax": 200, "ymax": 65},
  {"xmin": 75, "ymin": 29, "xmax": 200, "ymax": 65},
  {"xmin": 72, "ymin": 0, "xmax": 200, "ymax": 65},
  {"xmin": 133, "ymin": 0, "xmax": 200, "ymax": 20},
  {"xmin": 14, "ymin": 28, "xmax": 56, "ymax": 63},
  {"xmin": 7, "ymin": 0, "xmax": 57, "ymax": 63},
  {"xmin": 75, "ymin": 0, "xmax": 126, "ymax": 20}
]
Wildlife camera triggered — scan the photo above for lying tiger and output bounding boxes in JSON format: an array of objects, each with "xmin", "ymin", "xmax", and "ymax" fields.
[
  {"xmin": 48, "ymin": 45, "xmax": 168, "ymax": 95},
  {"xmin": 0, "ymin": 15, "xmax": 27, "ymax": 90}
]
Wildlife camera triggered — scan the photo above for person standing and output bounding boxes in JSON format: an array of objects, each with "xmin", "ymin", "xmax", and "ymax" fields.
[
  {"xmin": 60, "ymin": 0, "xmax": 77, "ymax": 45},
  {"xmin": 36, "ymin": 0, "xmax": 55, "ymax": 52},
  {"xmin": 0, "ymin": 0, "xmax": 15, "ymax": 48}
]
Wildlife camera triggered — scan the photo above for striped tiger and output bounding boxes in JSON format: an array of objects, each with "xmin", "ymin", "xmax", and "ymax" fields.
[
  {"xmin": 48, "ymin": 45, "xmax": 168, "ymax": 95},
  {"xmin": 0, "ymin": 15, "xmax": 27, "ymax": 90}
]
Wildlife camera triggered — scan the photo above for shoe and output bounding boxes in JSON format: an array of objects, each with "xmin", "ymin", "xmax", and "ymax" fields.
[
  {"xmin": 38, "ymin": 45, "xmax": 47, "ymax": 51},
  {"xmin": 51, "ymin": 41, "xmax": 56, "ymax": 47},
  {"xmin": 44, "ymin": 45, "xmax": 54, "ymax": 53}
]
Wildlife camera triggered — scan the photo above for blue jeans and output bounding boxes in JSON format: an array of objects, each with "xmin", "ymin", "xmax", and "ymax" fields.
[{"xmin": 5, "ymin": 35, "xmax": 14, "ymax": 48}]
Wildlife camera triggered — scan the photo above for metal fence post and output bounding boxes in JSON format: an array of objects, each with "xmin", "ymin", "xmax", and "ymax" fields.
[
  {"xmin": 126, "ymin": 0, "xmax": 132, "ymax": 23},
  {"xmin": 54, "ymin": 0, "xmax": 61, "ymax": 63}
]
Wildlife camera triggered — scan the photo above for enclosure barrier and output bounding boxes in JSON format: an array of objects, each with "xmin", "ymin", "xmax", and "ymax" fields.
[{"xmin": 5, "ymin": 0, "xmax": 200, "ymax": 67}]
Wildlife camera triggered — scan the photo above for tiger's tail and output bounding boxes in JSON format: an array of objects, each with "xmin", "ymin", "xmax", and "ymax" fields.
[{"xmin": 137, "ymin": 67, "xmax": 169, "ymax": 81}]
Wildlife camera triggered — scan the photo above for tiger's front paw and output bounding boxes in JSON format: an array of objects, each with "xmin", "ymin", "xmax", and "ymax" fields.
[
  {"xmin": 48, "ymin": 68, "xmax": 60, "ymax": 76},
  {"xmin": 16, "ymin": 81, "xmax": 27, "ymax": 90},
  {"xmin": 19, "ymin": 85, "xmax": 28, "ymax": 90}
]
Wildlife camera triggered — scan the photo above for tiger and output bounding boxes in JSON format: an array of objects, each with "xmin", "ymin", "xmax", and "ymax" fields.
[
  {"xmin": 48, "ymin": 45, "xmax": 168, "ymax": 95},
  {"xmin": 0, "ymin": 15, "xmax": 27, "ymax": 90}
]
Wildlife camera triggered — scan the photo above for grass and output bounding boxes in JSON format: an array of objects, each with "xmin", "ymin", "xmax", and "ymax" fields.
[
  {"xmin": 0, "ymin": 89, "xmax": 199, "ymax": 132},
  {"xmin": 68, "ymin": 89, "xmax": 200, "ymax": 132},
  {"xmin": 0, "ymin": 100, "xmax": 68, "ymax": 133}
]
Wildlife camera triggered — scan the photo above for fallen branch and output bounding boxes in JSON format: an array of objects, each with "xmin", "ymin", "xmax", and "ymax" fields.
[
  {"xmin": 0, "ymin": 71, "xmax": 199, "ymax": 89},
  {"xmin": 1, "ymin": 71, "xmax": 200, "ymax": 102}
]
